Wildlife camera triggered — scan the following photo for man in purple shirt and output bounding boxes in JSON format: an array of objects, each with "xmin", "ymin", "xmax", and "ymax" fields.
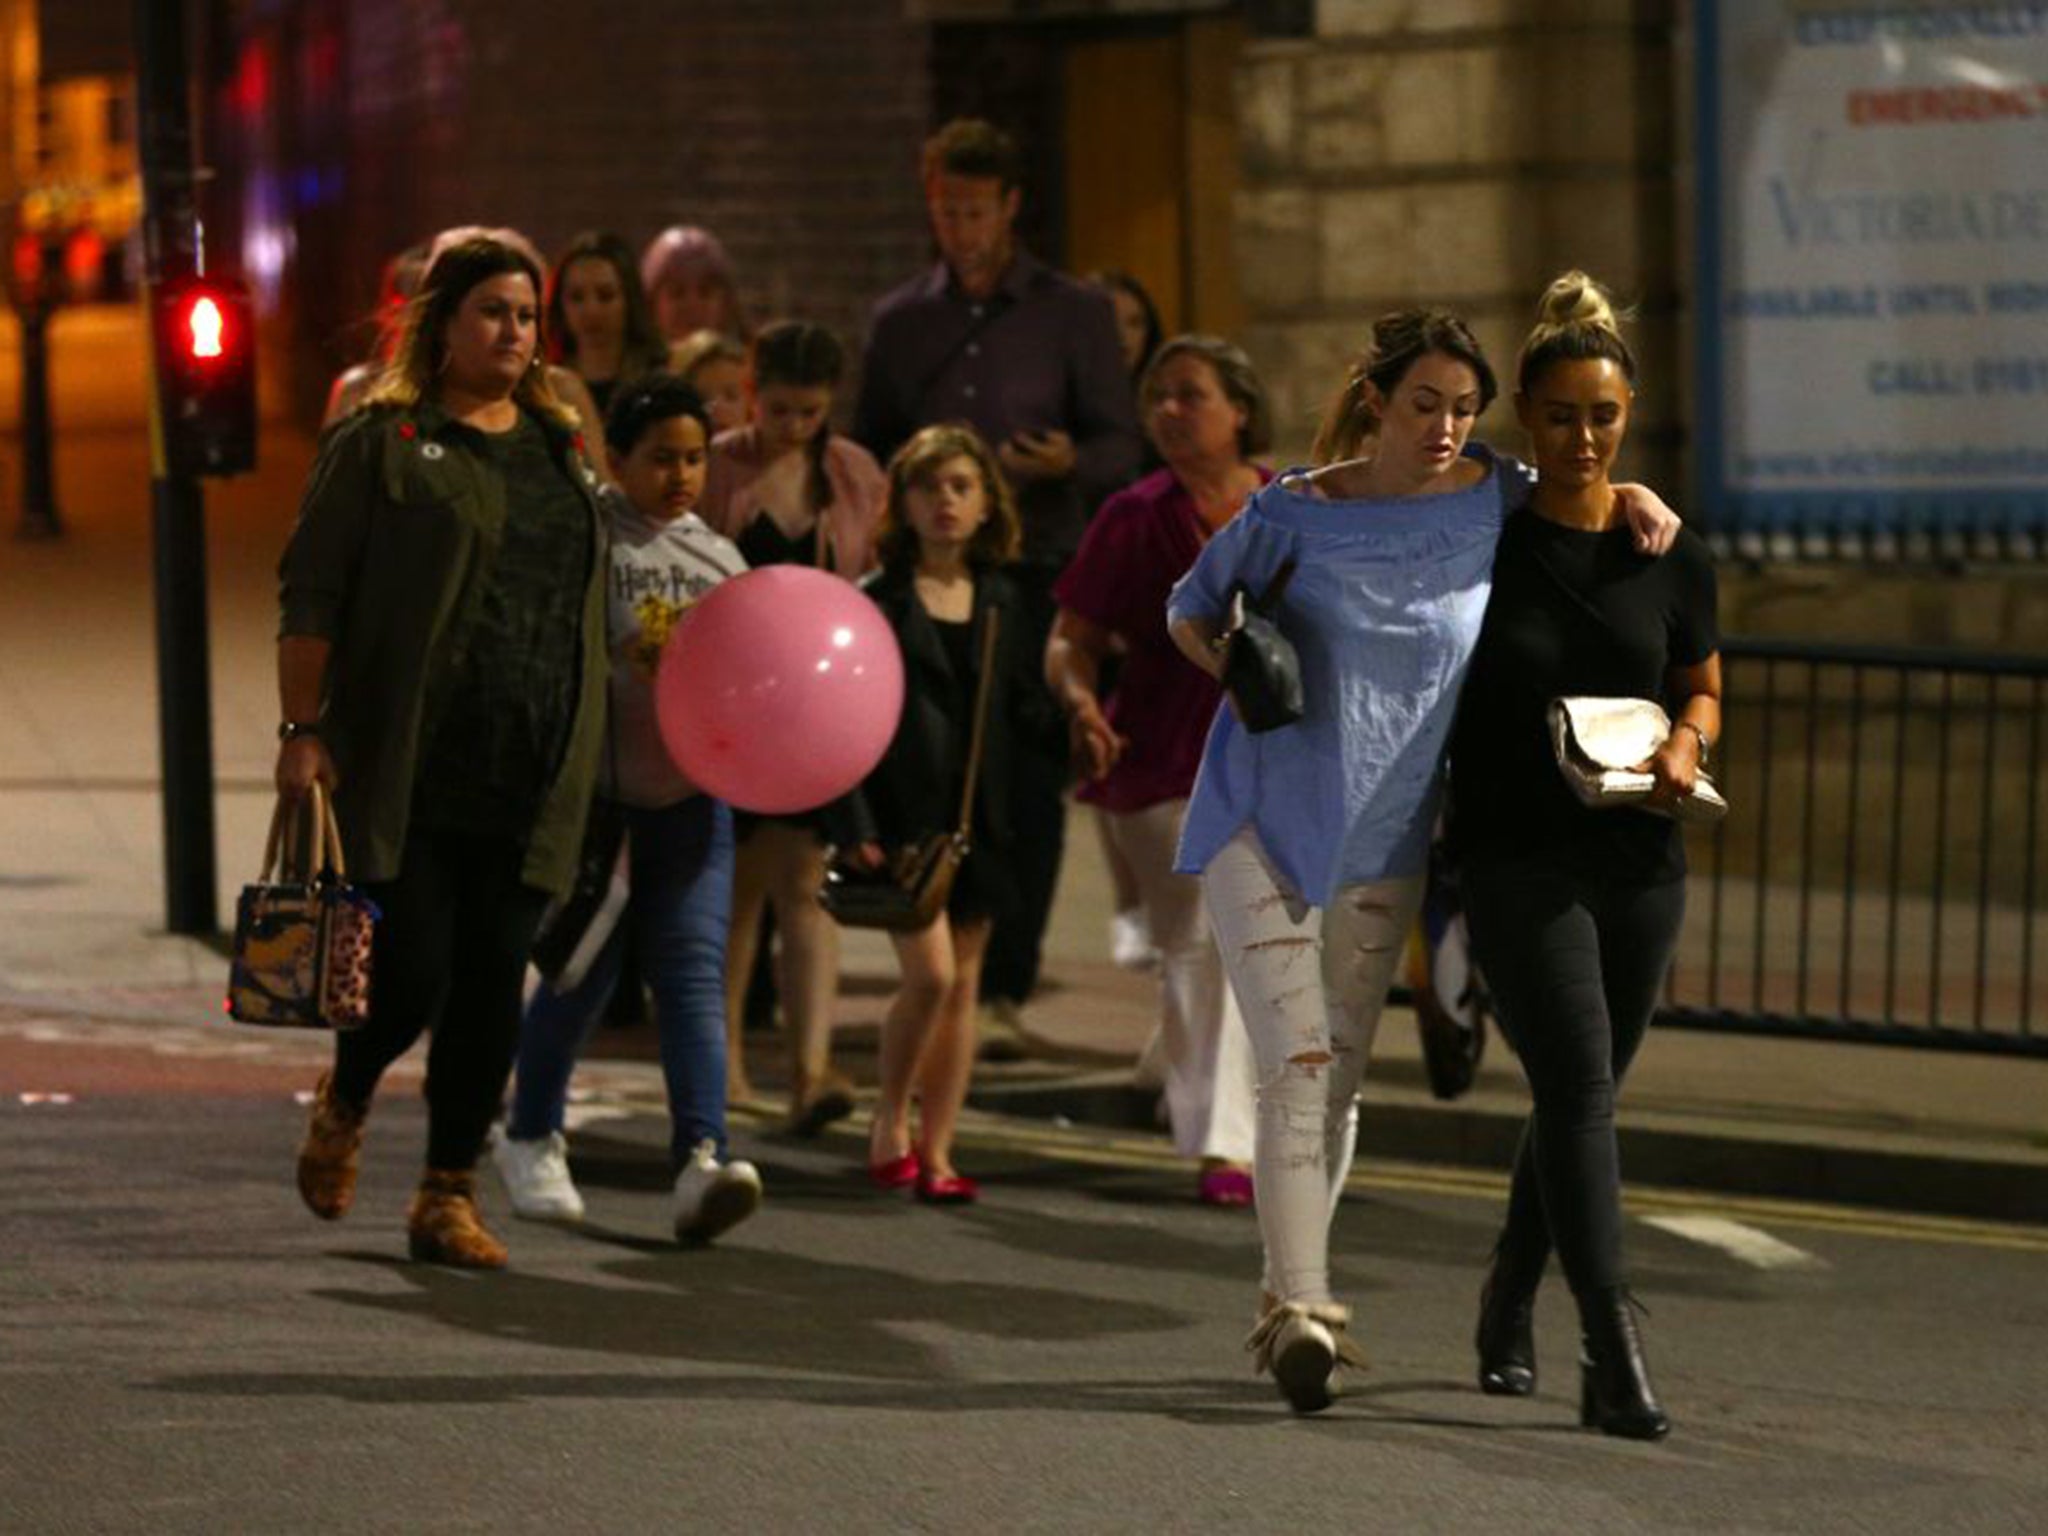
[
  {"xmin": 853, "ymin": 118, "xmax": 1142, "ymax": 565},
  {"xmin": 853, "ymin": 117, "xmax": 1143, "ymax": 1037}
]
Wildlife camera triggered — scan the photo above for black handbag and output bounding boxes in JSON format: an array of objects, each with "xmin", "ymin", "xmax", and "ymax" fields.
[
  {"xmin": 1221, "ymin": 558, "xmax": 1303, "ymax": 734},
  {"xmin": 820, "ymin": 608, "xmax": 999, "ymax": 931}
]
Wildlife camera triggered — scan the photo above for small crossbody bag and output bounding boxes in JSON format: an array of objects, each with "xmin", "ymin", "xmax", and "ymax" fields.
[{"xmin": 820, "ymin": 607, "xmax": 1000, "ymax": 931}]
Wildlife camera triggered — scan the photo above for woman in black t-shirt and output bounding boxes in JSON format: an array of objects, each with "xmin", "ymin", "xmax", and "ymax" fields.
[{"xmin": 1448, "ymin": 273, "xmax": 1722, "ymax": 1440}]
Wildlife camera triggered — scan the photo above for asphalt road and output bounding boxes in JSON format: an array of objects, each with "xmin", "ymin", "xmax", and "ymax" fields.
[{"xmin": 3, "ymin": 1025, "xmax": 2046, "ymax": 1535}]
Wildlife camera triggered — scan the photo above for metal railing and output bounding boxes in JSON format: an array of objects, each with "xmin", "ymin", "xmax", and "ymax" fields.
[{"xmin": 1663, "ymin": 639, "xmax": 2047, "ymax": 1055}]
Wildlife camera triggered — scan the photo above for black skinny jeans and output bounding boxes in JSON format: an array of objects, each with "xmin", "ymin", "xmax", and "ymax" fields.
[
  {"xmin": 331, "ymin": 826, "xmax": 549, "ymax": 1171},
  {"xmin": 1463, "ymin": 858, "xmax": 1686, "ymax": 1313}
]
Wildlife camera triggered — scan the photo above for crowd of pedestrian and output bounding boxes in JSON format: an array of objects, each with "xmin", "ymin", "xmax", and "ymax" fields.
[{"xmin": 274, "ymin": 115, "xmax": 1717, "ymax": 1437}]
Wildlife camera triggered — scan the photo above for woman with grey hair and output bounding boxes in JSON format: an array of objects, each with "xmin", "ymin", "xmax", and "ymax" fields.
[{"xmin": 1045, "ymin": 334, "xmax": 1270, "ymax": 1205}]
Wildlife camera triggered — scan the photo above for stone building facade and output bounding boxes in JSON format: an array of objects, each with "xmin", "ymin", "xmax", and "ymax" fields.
[
  {"xmin": 210, "ymin": 0, "xmax": 2043, "ymax": 649},
  {"xmin": 1232, "ymin": 1, "xmax": 1682, "ymax": 481},
  {"xmin": 227, "ymin": 1, "xmax": 1687, "ymax": 476}
]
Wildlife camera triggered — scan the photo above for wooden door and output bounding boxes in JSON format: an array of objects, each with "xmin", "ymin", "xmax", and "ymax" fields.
[{"xmin": 1061, "ymin": 16, "xmax": 1245, "ymax": 339}]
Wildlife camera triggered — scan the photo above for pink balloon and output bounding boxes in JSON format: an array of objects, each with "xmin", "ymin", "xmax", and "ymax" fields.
[{"xmin": 656, "ymin": 566, "xmax": 904, "ymax": 815}]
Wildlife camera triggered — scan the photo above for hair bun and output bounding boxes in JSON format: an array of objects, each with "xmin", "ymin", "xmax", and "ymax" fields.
[{"xmin": 1536, "ymin": 270, "xmax": 1618, "ymax": 334}]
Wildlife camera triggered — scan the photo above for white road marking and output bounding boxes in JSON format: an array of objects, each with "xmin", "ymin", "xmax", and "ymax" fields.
[{"xmin": 1645, "ymin": 1213, "xmax": 1826, "ymax": 1271}]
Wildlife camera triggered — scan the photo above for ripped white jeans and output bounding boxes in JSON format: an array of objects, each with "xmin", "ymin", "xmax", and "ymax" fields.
[{"xmin": 1202, "ymin": 828, "xmax": 1424, "ymax": 1305}]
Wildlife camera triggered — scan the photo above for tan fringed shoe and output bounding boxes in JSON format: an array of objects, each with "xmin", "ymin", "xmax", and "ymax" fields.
[
  {"xmin": 406, "ymin": 1169, "xmax": 509, "ymax": 1269},
  {"xmin": 296, "ymin": 1071, "xmax": 369, "ymax": 1221},
  {"xmin": 1245, "ymin": 1300, "xmax": 1369, "ymax": 1414}
]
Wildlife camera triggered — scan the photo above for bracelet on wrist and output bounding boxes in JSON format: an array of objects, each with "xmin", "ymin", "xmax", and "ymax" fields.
[{"xmin": 278, "ymin": 720, "xmax": 321, "ymax": 742}]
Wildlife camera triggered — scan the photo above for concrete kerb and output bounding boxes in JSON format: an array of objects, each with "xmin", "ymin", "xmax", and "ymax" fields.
[
  {"xmin": 966, "ymin": 1062, "xmax": 2048, "ymax": 1227},
  {"xmin": 6, "ymin": 964, "xmax": 2043, "ymax": 1225}
]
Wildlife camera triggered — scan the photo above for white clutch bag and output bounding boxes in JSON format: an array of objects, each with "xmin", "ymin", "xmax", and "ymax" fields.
[{"xmin": 1547, "ymin": 696, "xmax": 1727, "ymax": 825}]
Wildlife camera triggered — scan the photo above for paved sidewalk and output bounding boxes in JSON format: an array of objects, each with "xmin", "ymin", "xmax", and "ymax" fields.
[{"xmin": 3, "ymin": 307, "xmax": 2044, "ymax": 1224}]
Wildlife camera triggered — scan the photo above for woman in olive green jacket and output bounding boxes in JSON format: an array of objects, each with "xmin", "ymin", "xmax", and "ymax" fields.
[{"xmin": 279, "ymin": 235, "xmax": 610, "ymax": 1269}]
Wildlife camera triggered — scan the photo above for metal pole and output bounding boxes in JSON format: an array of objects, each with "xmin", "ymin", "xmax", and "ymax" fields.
[
  {"xmin": 15, "ymin": 294, "xmax": 60, "ymax": 538},
  {"xmin": 135, "ymin": 0, "xmax": 217, "ymax": 935},
  {"xmin": 153, "ymin": 474, "xmax": 215, "ymax": 930}
]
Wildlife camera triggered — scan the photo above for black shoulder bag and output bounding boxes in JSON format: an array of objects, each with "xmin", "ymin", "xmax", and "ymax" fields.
[
  {"xmin": 819, "ymin": 607, "xmax": 1000, "ymax": 931},
  {"xmin": 1219, "ymin": 558, "xmax": 1303, "ymax": 734}
]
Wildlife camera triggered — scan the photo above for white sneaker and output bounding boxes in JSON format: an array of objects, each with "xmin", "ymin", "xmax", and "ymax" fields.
[
  {"xmin": 672, "ymin": 1139, "xmax": 762, "ymax": 1246},
  {"xmin": 492, "ymin": 1129, "xmax": 586, "ymax": 1223},
  {"xmin": 1110, "ymin": 906, "xmax": 1160, "ymax": 971}
]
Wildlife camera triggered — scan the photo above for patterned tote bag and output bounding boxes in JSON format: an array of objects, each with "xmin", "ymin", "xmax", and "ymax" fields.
[{"xmin": 226, "ymin": 784, "xmax": 379, "ymax": 1029}]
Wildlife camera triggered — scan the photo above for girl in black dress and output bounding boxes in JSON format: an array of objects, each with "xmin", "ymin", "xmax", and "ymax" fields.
[
  {"xmin": 842, "ymin": 425, "xmax": 1038, "ymax": 1204},
  {"xmin": 1449, "ymin": 273, "xmax": 1722, "ymax": 1439}
]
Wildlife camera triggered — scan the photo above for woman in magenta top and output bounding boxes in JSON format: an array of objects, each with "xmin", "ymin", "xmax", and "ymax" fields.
[{"xmin": 1046, "ymin": 334, "xmax": 1269, "ymax": 1204}]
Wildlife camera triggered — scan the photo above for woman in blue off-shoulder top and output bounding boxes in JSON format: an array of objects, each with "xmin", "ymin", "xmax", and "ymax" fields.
[{"xmin": 1168, "ymin": 310, "xmax": 1677, "ymax": 1413}]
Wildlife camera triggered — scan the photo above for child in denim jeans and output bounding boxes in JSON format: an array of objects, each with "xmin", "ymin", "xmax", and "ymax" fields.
[{"xmin": 495, "ymin": 373, "xmax": 762, "ymax": 1245}]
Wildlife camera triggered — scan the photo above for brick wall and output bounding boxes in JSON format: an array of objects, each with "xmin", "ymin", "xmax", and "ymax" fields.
[{"xmin": 242, "ymin": 0, "xmax": 937, "ymax": 425}]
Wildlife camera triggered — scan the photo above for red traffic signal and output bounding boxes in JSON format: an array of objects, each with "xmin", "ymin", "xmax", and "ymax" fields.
[
  {"xmin": 153, "ymin": 275, "xmax": 257, "ymax": 477},
  {"xmin": 187, "ymin": 294, "xmax": 225, "ymax": 358}
]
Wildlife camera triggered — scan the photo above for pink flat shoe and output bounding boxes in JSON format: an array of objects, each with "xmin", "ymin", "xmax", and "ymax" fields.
[
  {"xmin": 915, "ymin": 1167, "xmax": 979, "ymax": 1205},
  {"xmin": 868, "ymin": 1150, "xmax": 920, "ymax": 1190},
  {"xmin": 1198, "ymin": 1167, "xmax": 1255, "ymax": 1207}
]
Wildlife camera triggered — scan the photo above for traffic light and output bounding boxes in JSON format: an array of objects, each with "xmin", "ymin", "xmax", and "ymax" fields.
[{"xmin": 152, "ymin": 274, "xmax": 256, "ymax": 477}]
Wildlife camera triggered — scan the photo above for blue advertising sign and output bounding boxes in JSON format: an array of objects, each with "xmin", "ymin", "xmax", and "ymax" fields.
[{"xmin": 1695, "ymin": 2, "xmax": 2048, "ymax": 549}]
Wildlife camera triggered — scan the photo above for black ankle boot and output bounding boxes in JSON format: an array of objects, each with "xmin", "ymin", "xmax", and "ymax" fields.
[
  {"xmin": 1578, "ymin": 1288, "xmax": 1671, "ymax": 1440},
  {"xmin": 1474, "ymin": 1253, "xmax": 1538, "ymax": 1397}
]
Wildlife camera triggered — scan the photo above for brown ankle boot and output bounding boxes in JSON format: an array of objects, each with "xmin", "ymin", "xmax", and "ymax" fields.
[
  {"xmin": 296, "ymin": 1071, "xmax": 369, "ymax": 1221},
  {"xmin": 406, "ymin": 1169, "xmax": 509, "ymax": 1269}
]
